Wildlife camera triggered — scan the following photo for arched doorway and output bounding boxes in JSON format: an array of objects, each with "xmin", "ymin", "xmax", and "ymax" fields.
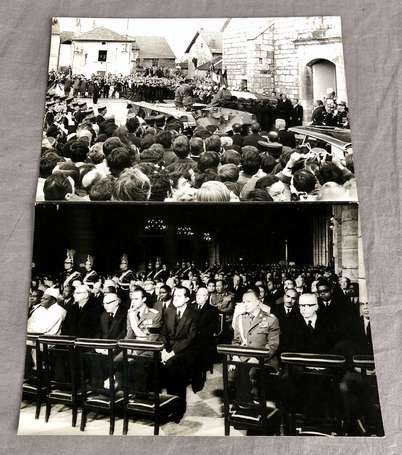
[{"xmin": 310, "ymin": 59, "xmax": 337, "ymax": 102}]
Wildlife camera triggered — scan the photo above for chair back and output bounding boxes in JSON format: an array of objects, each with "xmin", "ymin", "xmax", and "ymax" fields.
[{"xmin": 39, "ymin": 335, "xmax": 77, "ymax": 394}]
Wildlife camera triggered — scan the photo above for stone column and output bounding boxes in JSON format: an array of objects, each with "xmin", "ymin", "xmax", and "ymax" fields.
[{"xmin": 332, "ymin": 205, "xmax": 359, "ymax": 282}]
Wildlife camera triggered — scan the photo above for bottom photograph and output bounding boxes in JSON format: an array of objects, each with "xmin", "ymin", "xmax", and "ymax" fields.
[{"xmin": 19, "ymin": 203, "xmax": 384, "ymax": 437}]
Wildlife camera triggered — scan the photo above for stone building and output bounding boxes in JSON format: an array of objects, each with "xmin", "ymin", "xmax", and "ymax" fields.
[
  {"xmin": 185, "ymin": 29, "xmax": 222, "ymax": 78},
  {"xmin": 52, "ymin": 26, "xmax": 176, "ymax": 76},
  {"xmin": 223, "ymin": 17, "xmax": 347, "ymax": 121},
  {"xmin": 48, "ymin": 18, "xmax": 61, "ymax": 71}
]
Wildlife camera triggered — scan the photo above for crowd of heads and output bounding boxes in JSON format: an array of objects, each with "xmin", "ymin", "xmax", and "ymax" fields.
[{"xmin": 38, "ymin": 85, "xmax": 357, "ymax": 202}]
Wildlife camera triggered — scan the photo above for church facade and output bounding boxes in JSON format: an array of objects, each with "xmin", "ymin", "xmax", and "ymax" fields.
[{"xmin": 223, "ymin": 17, "xmax": 347, "ymax": 116}]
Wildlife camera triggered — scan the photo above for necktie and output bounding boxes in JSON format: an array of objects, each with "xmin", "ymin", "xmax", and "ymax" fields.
[
  {"xmin": 107, "ymin": 312, "xmax": 114, "ymax": 329},
  {"xmin": 198, "ymin": 304, "xmax": 202, "ymax": 310},
  {"xmin": 136, "ymin": 311, "xmax": 141, "ymax": 321},
  {"xmin": 366, "ymin": 321, "xmax": 371, "ymax": 338},
  {"xmin": 307, "ymin": 320, "xmax": 314, "ymax": 334}
]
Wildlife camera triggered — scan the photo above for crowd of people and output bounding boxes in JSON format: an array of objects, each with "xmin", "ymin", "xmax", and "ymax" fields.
[
  {"xmin": 38, "ymin": 85, "xmax": 356, "ymax": 202},
  {"xmin": 26, "ymin": 251, "xmax": 379, "ymax": 433}
]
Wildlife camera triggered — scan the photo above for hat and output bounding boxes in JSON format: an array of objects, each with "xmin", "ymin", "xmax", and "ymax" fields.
[
  {"xmin": 257, "ymin": 140, "xmax": 270, "ymax": 151},
  {"xmin": 60, "ymin": 95, "xmax": 67, "ymax": 100},
  {"xmin": 120, "ymin": 253, "xmax": 129, "ymax": 265},
  {"xmin": 127, "ymin": 103, "xmax": 133, "ymax": 109},
  {"xmin": 44, "ymin": 287, "xmax": 60, "ymax": 300},
  {"xmin": 78, "ymin": 101, "xmax": 87, "ymax": 107},
  {"xmin": 71, "ymin": 101, "xmax": 78, "ymax": 107},
  {"xmin": 267, "ymin": 142, "xmax": 283, "ymax": 158},
  {"xmin": 98, "ymin": 105, "xmax": 107, "ymax": 112},
  {"xmin": 66, "ymin": 96, "xmax": 74, "ymax": 104}
]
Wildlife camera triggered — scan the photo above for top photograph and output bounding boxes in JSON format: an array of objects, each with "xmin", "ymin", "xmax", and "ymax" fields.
[{"xmin": 37, "ymin": 16, "xmax": 356, "ymax": 203}]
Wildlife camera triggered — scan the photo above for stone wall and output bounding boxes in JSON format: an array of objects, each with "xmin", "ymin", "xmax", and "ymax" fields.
[
  {"xmin": 333, "ymin": 205, "xmax": 359, "ymax": 283},
  {"xmin": 223, "ymin": 16, "xmax": 346, "ymax": 121}
]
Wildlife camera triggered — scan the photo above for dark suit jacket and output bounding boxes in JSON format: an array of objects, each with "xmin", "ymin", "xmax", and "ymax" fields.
[
  {"xmin": 232, "ymin": 134, "xmax": 244, "ymax": 148},
  {"xmin": 61, "ymin": 297, "xmax": 102, "ymax": 338},
  {"xmin": 271, "ymin": 304, "xmax": 301, "ymax": 353},
  {"xmin": 278, "ymin": 129, "xmax": 296, "ymax": 149},
  {"xmin": 146, "ymin": 292, "xmax": 158, "ymax": 309},
  {"xmin": 190, "ymin": 303, "xmax": 219, "ymax": 345},
  {"xmin": 99, "ymin": 306, "xmax": 127, "ymax": 340},
  {"xmin": 284, "ymin": 314, "xmax": 337, "ymax": 354},
  {"xmin": 161, "ymin": 305, "xmax": 198, "ymax": 355},
  {"xmin": 242, "ymin": 133, "xmax": 266, "ymax": 149}
]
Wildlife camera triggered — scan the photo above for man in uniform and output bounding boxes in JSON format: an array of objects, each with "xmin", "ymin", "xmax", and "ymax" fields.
[
  {"xmin": 59, "ymin": 250, "xmax": 81, "ymax": 291},
  {"xmin": 230, "ymin": 288, "xmax": 280, "ymax": 402},
  {"xmin": 114, "ymin": 254, "xmax": 135, "ymax": 298},
  {"xmin": 82, "ymin": 254, "xmax": 99, "ymax": 291}
]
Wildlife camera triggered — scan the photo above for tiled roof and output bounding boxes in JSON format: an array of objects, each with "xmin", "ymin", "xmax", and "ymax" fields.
[{"xmin": 185, "ymin": 29, "xmax": 223, "ymax": 54}]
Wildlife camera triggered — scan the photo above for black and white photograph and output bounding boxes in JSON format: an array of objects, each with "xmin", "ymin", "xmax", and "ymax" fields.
[
  {"xmin": 18, "ymin": 203, "xmax": 383, "ymax": 436},
  {"xmin": 38, "ymin": 16, "xmax": 356, "ymax": 203}
]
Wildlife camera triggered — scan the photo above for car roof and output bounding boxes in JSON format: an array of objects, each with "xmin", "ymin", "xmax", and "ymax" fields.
[{"xmin": 288, "ymin": 126, "xmax": 352, "ymax": 149}]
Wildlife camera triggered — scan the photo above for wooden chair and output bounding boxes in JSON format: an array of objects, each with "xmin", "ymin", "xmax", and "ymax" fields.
[
  {"xmin": 281, "ymin": 352, "xmax": 346, "ymax": 435},
  {"xmin": 217, "ymin": 344, "xmax": 281, "ymax": 436},
  {"xmin": 75, "ymin": 338, "xmax": 122, "ymax": 435},
  {"xmin": 352, "ymin": 355, "xmax": 384, "ymax": 436},
  {"xmin": 22, "ymin": 333, "xmax": 45, "ymax": 419},
  {"xmin": 117, "ymin": 339, "xmax": 181, "ymax": 435},
  {"xmin": 39, "ymin": 335, "xmax": 79, "ymax": 426}
]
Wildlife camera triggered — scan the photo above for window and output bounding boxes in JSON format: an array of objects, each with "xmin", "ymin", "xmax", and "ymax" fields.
[{"xmin": 98, "ymin": 50, "xmax": 107, "ymax": 62}]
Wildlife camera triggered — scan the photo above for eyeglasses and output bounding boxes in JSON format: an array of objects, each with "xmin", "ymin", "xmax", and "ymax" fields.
[
  {"xmin": 104, "ymin": 300, "xmax": 119, "ymax": 305},
  {"xmin": 299, "ymin": 304, "xmax": 318, "ymax": 308}
]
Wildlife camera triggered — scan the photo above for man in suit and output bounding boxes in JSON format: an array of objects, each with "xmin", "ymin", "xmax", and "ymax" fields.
[
  {"xmin": 316, "ymin": 278, "xmax": 352, "ymax": 338},
  {"xmin": 161, "ymin": 286, "xmax": 199, "ymax": 418},
  {"xmin": 242, "ymin": 122, "xmax": 266, "ymax": 148},
  {"xmin": 99, "ymin": 293, "xmax": 127, "ymax": 340},
  {"xmin": 61, "ymin": 284, "xmax": 102, "ymax": 338},
  {"xmin": 191, "ymin": 287, "xmax": 220, "ymax": 374},
  {"xmin": 291, "ymin": 98, "xmax": 304, "ymax": 126},
  {"xmin": 231, "ymin": 123, "xmax": 244, "ymax": 148},
  {"xmin": 271, "ymin": 288, "xmax": 301, "ymax": 354},
  {"xmin": 143, "ymin": 279, "xmax": 158, "ymax": 308},
  {"xmin": 276, "ymin": 118, "xmax": 296, "ymax": 149},
  {"xmin": 284, "ymin": 293, "xmax": 337, "ymax": 353},
  {"xmin": 338, "ymin": 301, "xmax": 382, "ymax": 435},
  {"xmin": 153, "ymin": 284, "xmax": 172, "ymax": 319},
  {"xmin": 281, "ymin": 293, "xmax": 339, "ymax": 420},
  {"xmin": 311, "ymin": 100, "xmax": 325, "ymax": 125}
]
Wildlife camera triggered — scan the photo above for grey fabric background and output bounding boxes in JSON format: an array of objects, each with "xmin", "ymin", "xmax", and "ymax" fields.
[{"xmin": 0, "ymin": 0, "xmax": 400, "ymax": 453}]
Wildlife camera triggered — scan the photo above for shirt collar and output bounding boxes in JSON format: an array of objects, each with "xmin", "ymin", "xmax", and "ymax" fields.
[{"xmin": 303, "ymin": 313, "xmax": 317, "ymax": 327}]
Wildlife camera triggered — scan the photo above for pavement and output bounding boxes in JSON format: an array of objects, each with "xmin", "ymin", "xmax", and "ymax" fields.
[{"xmin": 81, "ymin": 97, "xmax": 130, "ymax": 127}]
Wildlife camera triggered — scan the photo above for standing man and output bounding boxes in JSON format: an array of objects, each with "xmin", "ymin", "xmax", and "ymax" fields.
[
  {"xmin": 82, "ymin": 255, "xmax": 99, "ymax": 291},
  {"xmin": 59, "ymin": 250, "xmax": 81, "ymax": 291},
  {"xmin": 161, "ymin": 286, "xmax": 199, "ymax": 420}
]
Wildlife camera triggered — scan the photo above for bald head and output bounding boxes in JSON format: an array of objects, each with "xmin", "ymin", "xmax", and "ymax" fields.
[{"xmin": 299, "ymin": 293, "xmax": 318, "ymax": 319}]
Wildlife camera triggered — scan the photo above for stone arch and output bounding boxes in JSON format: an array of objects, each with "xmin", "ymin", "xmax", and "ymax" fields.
[{"xmin": 296, "ymin": 39, "xmax": 346, "ymax": 122}]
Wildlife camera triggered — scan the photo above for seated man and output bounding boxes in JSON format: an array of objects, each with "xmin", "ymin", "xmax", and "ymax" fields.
[
  {"xmin": 116, "ymin": 287, "xmax": 161, "ymax": 393},
  {"xmin": 338, "ymin": 301, "xmax": 383, "ymax": 435},
  {"xmin": 230, "ymin": 288, "xmax": 280, "ymax": 402},
  {"xmin": 27, "ymin": 287, "xmax": 66, "ymax": 335},
  {"xmin": 61, "ymin": 284, "xmax": 102, "ymax": 338},
  {"xmin": 99, "ymin": 293, "xmax": 127, "ymax": 340}
]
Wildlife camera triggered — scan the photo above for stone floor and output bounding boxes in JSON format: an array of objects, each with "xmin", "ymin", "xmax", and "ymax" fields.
[{"xmin": 18, "ymin": 364, "xmax": 245, "ymax": 436}]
